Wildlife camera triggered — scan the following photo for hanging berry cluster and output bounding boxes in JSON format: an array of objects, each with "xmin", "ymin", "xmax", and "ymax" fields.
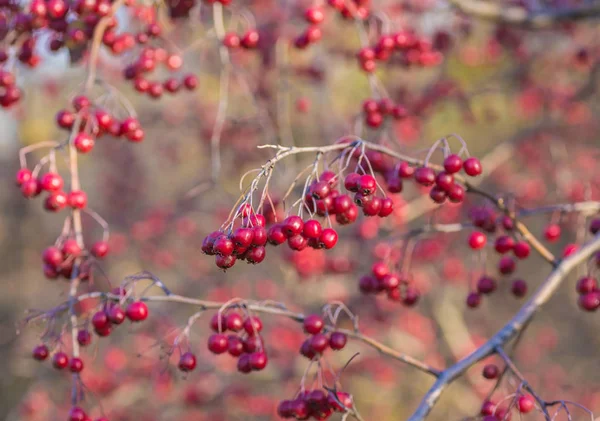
[
  {"xmin": 0, "ymin": 69, "xmax": 21, "ymax": 108},
  {"xmin": 222, "ymin": 29, "xmax": 260, "ymax": 49},
  {"xmin": 358, "ymin": 261, "xmax": 420, "ymax": 304},
  {"xmin": 206, "ymin": 312, "xmax": 268, "ymax": 373},
  {"xmin": 277, "ymin": 388, "xmax": 354, "ymax": 420},
  {"xmin": 357, "ymin": 31, "xmax": 443, "ymax": 73},
  {"xmin": 294, "ymin": 6, "xmax": 325, "ymax": 48},
  {"xmin": 362, "ymin": 97, "xmax": 408, "ymax": 128},
  {"xmin": 123, "ymin": 45, "xmax": 199, "ymax": 99},
  {"xmin": 41, "ymin": 239, "xmax": 108, "ymax": 280},
  {"xmin": 91, "ymin": 299, "xmax": 149, "ymax": 337},
  {"xmin": 299, "ymin": 314, "xmax": 347, "ymax": 359}
]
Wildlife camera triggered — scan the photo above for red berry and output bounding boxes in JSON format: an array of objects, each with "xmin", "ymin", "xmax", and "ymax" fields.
[
  {"xmin": 517, "ymin": 395, "xmax": 535, "ymax": 413},
  {"xmin": 305, "ymin": 6, "xmax": 324, "ymax": 23},
  {"xmin": 215, "ymin": 254, "xmax": 236, "ymax": 269},
  {"xmin": 357, "ymin": 174, "xmax": 377, "ymax": 194},
  {"xmin": 15, "ymin": 168, "xmax": 32, "ymax": 186},
  {"xmin": 309, "ymin": 333, "xmax": 329, "ymax": 353},
  {"xmin": 69, "ymin": 357, "xmax": 84, "ymax": 373},
  {"xmin": 237, "ymin": 353, "xmax": 252, "ymax": 373},
  {"xmin": 463, "ymin": 157, "xmax": 482, "ymax": 176},
  {"xmin": 579, "ymin": 291, "xmax": 600, "ymax": 311},
  {"xmin": 482, "ymin": 363, "xmax": 499, "ymax": 379},
  {"xmin": 225, "ymin": 313, "xmax": 244, "ymax": 331},
  {"xmin": 397, "ymin": 162, "xmax": 414, "ymax": 178},
  {"xmin": 42, "ymin": 246, "xmax": 63, "ymax": 267},
  {"xmin": 227, "ymin": 335, "xmax": 244, "ymax": 356},
  {"xmin": 91, "ymin": 241, "xmax": 109, "ymax": 258},
  {"xmin": 241, "ymin": 317, "xmax": 262, "ymax": 336},
  {"xmin": 108, "ymin": 305, "xmax": 125, "ymax": 325},
  {"xmin": 511, "ymin": 279, "xmax": 528, "ymax": 297},
  {"xmin": 282, "ymin": 216, "xmax": 304, "ymax": 237},
  {"xmin": 208, "ymin": 334, "xmax": 228, "ymax": 354},
  {"xmin": 494, "ymin": 235, "xmax": 514, "ymax": 254},
  {"xmin": 267, "ymin": 225, "xmax": 286, "ymax": 245},
  {"xmin": 414, "ymin": 167, "xmax": 435, "ymax": 186},
  {"xmin": 68, "ymin": 407, "xmax": 87, "ymax": 421},
  {"xmin": 303, "ymin": 314, "xmax": 324, "ymax": 334},
  {"xmin": 576, "ymin": 276, "xmax": 597, "ymax": 294},
  {"xmin": 477, "ymin": 276, "xmax": 497, "ymax": 294},
  {"xmin": 469, "ymin": 231, "xmax": 487, "ymax": 249},
  {"xmin": 329, "ymin": 332, "xmax": 347, "ymax": 350},
  {"xmin": 288, "ymin": 234, "xmax": 308, "ymax": 251},
  {"xmin": 232, "ymin": 227, "xmax": 254, "ymax": 247},
  {"xmin": 21, "ymin": 179, "xmax": 41, "ymax": 198},
  {"xmin": 52, "ymin": 351, "xmax": 69, "ymax": 369},
  {"xmin": 62, "ymin": 239, "xmax": 82, "ymax": 257},
  {"xmin": 303, "ymin": 219, "xmax": 323, "ymax": 239},
  {"xmin": 39, "ymin": 172, "xmax": 63, "ymax": 192},
  {"xmin": 74, "ymin": 132, "xmax": 95, "ymax": 153},
  {"xmin": 319, "ymin": 228, "xmax": 338, "ymax": 249},
  {"xmin": 443, "ymin": 154, "xmax": 463, "ymax": 174},
  {"xmin": 125, "ymin": 301, "xmax": 148, "ymax": 322},
  {"xmin": 344, "ymin": 173, "xmax": 361, "ymax": 192},
  {"xmin": 67, "ymin": 190, "xmax": 87, "ymax": 209},
  {"xmin": 498, "ymin": 256, "xmax": 516, "ymax": 275},
  {"xmin": 249, "ymin": 351, "xmax": 268, "ymax": 370},
  {"xmin": 223, "ymin": 32, "xmax": 240, "ymax": 48},
  {"xmin": 466, "ymin": 292, "xmax": 481, "ymax": 308},
  {"xmin": 77, "ymin": 330, "xmax": 91, "ymax": 346},
  {"xmin": 403, "ymin": 287, "xmax": 420, "ymax": 306},
  {"xmin": 44, "ymin": 191, "xmax": 68, "ymax": 212},
  {"xmin": 92, "ymin": 310, "xmax": 110, "ymax": 330},
  {"xmin": 33, "ymin": 344, "xmax": 49, "ymax": 360},
  {"xmin": 213, "ymin": 235, "xmax": 234, "ymax": 256},
  {"xmin": 178, "ymin": 352, "xmax": 197, "ymax": 372},
  {"xmin": 544, "ymin": 224, "xmax": 561, "ymax": 242},
  {"xmin": 513, "ymin": 241, "xmax": 530, "ymax": 259}
]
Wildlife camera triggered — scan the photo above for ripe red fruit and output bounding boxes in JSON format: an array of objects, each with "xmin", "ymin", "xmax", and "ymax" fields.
[
  {"xmin": 252, "ymin": 226, "xmax": 267, "ymax": 246},
  {"xmin": 77, "ymin": 330, "xmax": 91, "ymax": 346},
  {"xmin": 237, "ymin": 353, "xmax": 252, "ymax": 373},
  {"xmin": 232, "ymin": 227, "xmax": 254, "ymax": 247},
  {"xmin": 482, "ymin": 363, "xmax": 499, "ymax": 379},
  {"xmin": 241, "ymin": 30, "xmax": 260, "ymax": 49},
  {"xmin": 466, "ymin": 292, "xmax": 481, "ymax": 308},
  {"xmin": 305, "ymin": 6, "xmax": 324, "ymax": 23},
  {"xmin": 319, "ymin": 228, "xmax": 338, "ymax": 249},
  {"xmin": 498, "ymin": 256, "xmax": 516, "ymax": 275},
  {"xmin": 125, "ymin": 301, "xmax": 148, "ymax": 322},
  {"xmin": 21, "ymin": 179, "xmax": 41, "ymax": 198},
  {"xmin": 303, "ymin": 219, "xmax": 323, "ymax": 239},
  {"xmin": 371, "ymin": 261, "xmax": 389, "ymax": 280},
  {"xmin": 215, "ymin": 254, "xmax": 236, "ymax": 269},
  {"xmin": 67, "ymin": 190, "xmax": 87, "ymax": 209},
  {"xmin": 378, "ymin": 197, "xmax": 394, "ymax": 217},
  {"xmin": 443, "ymin": 154, "xmax": 463, "ymax": 174},
  {"xmin": 309, "ymin": 333, "xmax": 329, "ymax": 353},
  {"xmin": 249, "ymin": 351, "xmax": 268, "ymax": 370},
  {"xmin": 108, "ymin": 305, "xmax": 126, "ymax": 324},
  {"xmin": 42, "ymin": 246, "xmax": 63, "ymax": 267},
  {"xmin": 517, "ymin": 395, "xmax": 535, "ymax": 413},
  {"xmin": 44, "ymin": 191, "xmax": 68, "ymax": 212},
  {"xmin": 62, "ymin": 239, "xmax": 82, "ymax": 257},
  {"xmin": 223, "ymin": 32, "xmax": 240, "ymax": 48},
  {"xmin": 15, "ymin": 168, "xmax": 32, "ymax": 186},
  {"xmin": 429, "ymin": 186, "xmax": 447, "ymax": 204},
  {"xmin": 39, "ymin": 172, "xmax": 63, "ymax": 192},
  {"xmin": 463, "ymin": 157, "xmax": 482, "ymax": 176},
  {"xmin": 403, "ymin": 287, "xmax": 420, "ymax": 306},
  {"xmin": 52, "ymin": 351, "xmax": 69, "ymax": 369},
  {"xmin": 414, "ymin": 167, "xmax": 435, "ymax": 186},
  {"xmin": 225, "ymin": 313, "xmax": 244, "ymax": 331},
  {"xmin": 91, "ymin": 241, "xmax": 109, "ymax": 258},
  {"xmin": 576, "ymin": 276, "xmax": 598, "ymax": 294},
  {"xmin": 511, "ymin": 279, "xmax": 528, "ymax": 297},
  {"xmin": 213, "ymin": 235, "xmax": 234, "ymax": 256},
  {"xmin": 228, "ymin": 335, "xmax": 244, "ymax": 356},
  {"xmin": 344, "ymin": 173, "xmax": 361, "ymax": 192},
  {"xmin": 183, "ymin": 74, "xmax": 198, "ymax": 90},
  {"xmin": 288, "ymin": 234, "xmax": 308, "ymax": 251},
  {"xmin": 329, "ymin": 332, "xmax": 347, "ymax": 350},
  {"xmin": 578, "ymin": 291, "xmax": 600, "ymax": 311},
  {"xmin": 477, "ymin": 276, "xmax": 497, "ymax": 294},
  {"xmin": 434, "ymin": 172, "xmax": 454, "ymax": 191},
  {"xmin": 33, "ymin": 344, "xmax": 49, "ymax": 361},
  {"xmin": 208, "ymin": 334, "xmax": 228, "ymax": 354},
  {"xmin": 357, "ymin": 174, "xmax": 377, "ymax": 194},
  {"xmin": 243, "ymin": 316, "xmax": 263, "ymax": 335},
  {"xmin": 311, "ymin": 180, "xmax": 331, "ymax": 199},
  {"xmin": 178, "ymin": 352, "xmax": 197, "ymax": 372},
  {"xmin": 544, "ymin": 224, "xmax": 561, "ymax": 242},
  {"xmin": 74, "ymin": 132, "xmax": 95, "ymax": 153},
  {"xmin": 481, "ymin": 401, "xmax": 496, "ymax": 415},
  {"xmin": 303, "ymin": 314, "xmax": 325, "ymax": 334},
  {"xmin": 68, "ymin": 407, "xmax": 87, "ymax": 421},
  {"xmin": 69, "ymin": 357, "xmax": 84, "ymax": 373},
  {"xmin": 469, "ymin": 231, "xmax": 487, "ymax": 249},
  {"xmin": 92, "ymin": 310, "xmax": 110, "ymax": 330},
  {"xmin": 282, "ymin": 216, "xmax": 304, "ymax": 237},
  {"xmin": 300, "ymin": 339, "xmax": 317, "ymax": 359},
  {"xmin": 267, "ymin": 225, "xmax": 286, "ymax": 245},
  {"xmin": 513, "ymin": 241, "xmax": 530, "ymax": 259}
]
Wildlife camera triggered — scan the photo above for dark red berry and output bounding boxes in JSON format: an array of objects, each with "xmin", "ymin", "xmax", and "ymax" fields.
[
  {"xmin": 178, "ymin": 352, "xmax": 197, "ymax": 372},
  {"xmin": 125, "ymin": 301, "xmax": 148, "ymax": 322},
  {"xmin": 303, "ymin": 314, "xmax": 324, "ymax": 334}
]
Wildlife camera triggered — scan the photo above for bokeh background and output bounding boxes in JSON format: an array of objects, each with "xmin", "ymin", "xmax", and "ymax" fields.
[{"xmin": 1, "ymin": 3, "xmax": 600, "ymax": 420}]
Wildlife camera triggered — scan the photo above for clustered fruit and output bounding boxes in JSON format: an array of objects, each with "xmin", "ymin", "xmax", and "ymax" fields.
[
  {"xmin": 277, "ymin": 388, "xmax": 353, "ymax": 420},
  {"xmin": 222, "ymin": 29, "xmax": 260, "ymax": 49},
  {"xmin": 41, "ymin": 239, "xmax": 108, "ymax": 280},
  {"xmin": 361, "ymin": 97, "xmax": 408, "ymax": 128},
  {"xmin": 205, "ymin": 312, "xmax": 268, "ymax": 373},
  {"xmin": 90, "ymin": 298, "xmax": 149, "ymax": 337},
  {"xmin": 358, "ymin": 261, "xmax": 420, "ymax": 305},
  {"xmin": 356, "ymin": 30, "xmax": 443, "ymax": 73},
  {"xmin": 299, "ymin": 314, "xmax": 347, "ymax": 360},
  {"xmin": 294, "ymin": 6, "xmax": 325, "ymax": 48}
]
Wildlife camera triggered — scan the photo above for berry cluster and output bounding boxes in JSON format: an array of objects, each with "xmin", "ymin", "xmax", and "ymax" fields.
[
  {"xmin": 222, "ymin": 29, "xmax": 260, "ymax": 49},
  {"xmin": 0, "ymin": 69, "xmax": 21, "ymax": 108},
  {"xmin": 343, "ymin": 172, "xmax": 394, "ymax": 217},
  {"xmin": 91, "ymin": 300, "xmax": 148, "ymax": 337},
  {"xmin": 358, "ymin": 261, "xmax": 420, "ymax": 305},
  {"xmin": 57, "ymin": 95, "xmax": 145, "ymax": 146},
  {"xmin": 356, "ymin": 31, "xmax": 443, "ymax": 73},
  {"xmin": 361, "ymin": 97, "xmax": 408, "ymax": 128},
  {"xmin": 206, "ymin": 312, "xmax": 268, "ymax": 373},
  {"xmin": 299, "ymin": 315, "xmax": 347, "ymax": 359},
  {"xmin": 123, "ymin": 45, "xmax": 198, "ymax": 99},
  {"xmin": 294, "ymin": 7, "xmax": 325, "ymax": 49},
  {"xmin": 277, "ymin": 389, "xmax": 353, "ymax": 420},
  {"xmin": 41, "ymin": 239, "xmax": 108, "ymax": 280},
  {"xmin": 577, "ymin": 275, "xmax": 599, "ymax": 311}
]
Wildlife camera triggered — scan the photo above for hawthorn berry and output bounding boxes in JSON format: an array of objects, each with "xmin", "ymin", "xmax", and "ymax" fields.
[
  {"xmin": 517, "ymin": 395, "xmax": 535, "ymax": 413},
  {"xmin": 77, "ymin": 330, "xmax": 92, "ymax": 346},
  {"xmin": 208, "ymin": 334, "xmax": 228, "ymax": 354},
  {"xmin": 329, "ymin": 332, "xmax": 347, "ymax": 350},
  {"xmin": 469, "ymin": 231, "xmax": 487, "ymax": 249},
  {"xmin": 309, "ymin": 333, "xmax": 329, "ymax": 353},
  {"xmin": 513, "ymin": 241, "xmax": 530, "ymax": 259},
  {"xmin": 125, "ymin": 301, "xmax": 148, "ymax": 322},
  {"xmin": 243, "ymin": 316, "xmax": 263, "ymax": 335},
  {"xmin": 69, "ymin": 357, "xmax": 84, "ymax": 373},
  {"xmin": 303, "ymin": 314, "xmax": 325, "ymax": 334},
  {"xmin": 178, "ymin": 352, "xmax": 197, "ymax": 372},
  {"xmin": 443, "ymin": 154, "xmax": 463, "ymax": 174},
  {"xmin": 463, "ymin": 157, "xmax": 482, "ymax": 176},
  {"xmin": 52, "ymin": 351, "xmax": 69, "ymax": 369},
  {"xmin": 466, "ymin": 292, "xmax": 481, "ymax": 308},
  {"xmin": 482, "ymin": 363, "xmax": 499, "ymax": 379},
  {"xmin": 414, "ymin": 167, "xmax": 435, "ymax": 186},
  {"xmin": 249, "ymin": 351, "xmax": 268, "ymax": 370},
  {"xmin": 91, "ymin": 241, "xmax": 109, "ymax": 258},
  {"xmin": 511, "ymin": 280, "xmax": 528, "ymax": 297},
  {"xmin": 33, "ymin": 344, "xmax": 49, "ymax": 361},
  {"xmin": 544, "ymin": 224, "xmax": 561, "ymax": 242},
  {"xmin": 108, "ymin": 305, "xmax": 126, "ymax": 324}
]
